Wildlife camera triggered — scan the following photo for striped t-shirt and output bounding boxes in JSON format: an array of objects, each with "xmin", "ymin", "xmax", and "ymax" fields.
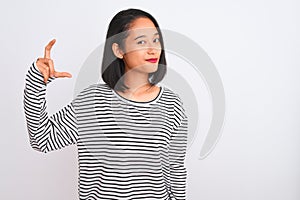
[{"xmin": 23, "ymin": 61, "xmax": 188, "ymax": 200}]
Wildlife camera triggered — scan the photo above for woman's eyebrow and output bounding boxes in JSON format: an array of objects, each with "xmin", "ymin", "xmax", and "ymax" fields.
[{"xmin": 134, "ymin": 32, "xmax": 159, "ymax": 40}]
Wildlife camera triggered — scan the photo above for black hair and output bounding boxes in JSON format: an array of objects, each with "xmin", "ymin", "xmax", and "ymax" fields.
[{"xmin": 101, "ymin": 8, "xmax": 167, "ymax": 92}]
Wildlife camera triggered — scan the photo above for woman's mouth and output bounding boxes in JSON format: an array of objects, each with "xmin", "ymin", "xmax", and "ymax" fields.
[{"xmin": 146, "ymin": 58, "xmax": 158, "ymax": 63}]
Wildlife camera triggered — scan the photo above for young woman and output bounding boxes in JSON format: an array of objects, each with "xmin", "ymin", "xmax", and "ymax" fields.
[{"xmin": 24, "ymin": 8, "xmax": 188, "ymax": 200}]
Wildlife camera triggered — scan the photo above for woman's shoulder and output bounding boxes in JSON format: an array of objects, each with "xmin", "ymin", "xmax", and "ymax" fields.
[
  {"xmin": 161, "ymin": 85, "xmax": 184, "ymax": 103},
  {"xmin": 161, "ymin": 85, "xmax": 187, "ymax": 128}
]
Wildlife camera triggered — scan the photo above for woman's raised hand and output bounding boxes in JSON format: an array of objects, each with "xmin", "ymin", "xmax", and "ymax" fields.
[{"xmin": 36, "ymin": 39, "xmax": 72, "ymax": 83}]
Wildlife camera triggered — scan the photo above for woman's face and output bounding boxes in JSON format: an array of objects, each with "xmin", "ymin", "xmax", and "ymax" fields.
[{"xmin": 121, "ymin": 17, "xmax": 162, "ymax": 74}]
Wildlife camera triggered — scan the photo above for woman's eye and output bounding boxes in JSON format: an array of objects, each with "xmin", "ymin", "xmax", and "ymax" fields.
[
  {"xmin": 137, "ymin": 40, "xmax": 146, "ymax": 45},
  {"xmin": 154, "ymin": 38, "xmax": 160, "ymax": 43}
]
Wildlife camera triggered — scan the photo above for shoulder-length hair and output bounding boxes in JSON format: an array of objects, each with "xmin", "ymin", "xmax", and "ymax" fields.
[{"xmin": 101, "ymin": 8, "xmax": 167, "ymax": 92}]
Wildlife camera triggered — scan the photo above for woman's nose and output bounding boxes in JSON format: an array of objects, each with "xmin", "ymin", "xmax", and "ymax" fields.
[
  {"xmin": 147, "ymin": 44, "xmax": 158, "ymax": 54},
  {"xmin": 147, "ymin": 47, "xmax": 155, "ymax": 54}
]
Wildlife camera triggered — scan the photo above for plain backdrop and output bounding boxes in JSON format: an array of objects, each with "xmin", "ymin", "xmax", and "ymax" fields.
[{"xmin": 0, "ymin": 0, "xmax": 299, "ymax": 200}]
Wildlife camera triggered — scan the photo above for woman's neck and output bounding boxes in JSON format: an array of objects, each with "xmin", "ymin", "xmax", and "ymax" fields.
[{"xmin": 122, "ymin": 69, "xmax": 153, "ymax": 94}]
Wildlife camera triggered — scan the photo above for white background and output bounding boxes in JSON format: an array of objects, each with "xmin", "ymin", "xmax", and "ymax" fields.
[{"xmin": 0, "ymin": 0, "xmax": 299, "ymax": 199}]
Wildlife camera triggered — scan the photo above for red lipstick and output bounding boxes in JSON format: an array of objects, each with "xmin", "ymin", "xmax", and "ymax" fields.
[{"xmin": 146, "ymin": 58, "xmax": 158, "ymax": 63}]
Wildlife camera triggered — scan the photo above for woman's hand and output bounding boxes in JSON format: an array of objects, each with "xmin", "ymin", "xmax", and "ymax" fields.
[{"xmin": 36, "ymin": 39, "xmax": 72, "ymax": 83}]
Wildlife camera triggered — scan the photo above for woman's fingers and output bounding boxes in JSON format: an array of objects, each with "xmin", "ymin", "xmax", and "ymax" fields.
[
  {"xmin": 43, "ymin": 39, "xmax": 55, "ymax": 77},
  {"xmin": 48, "ymin": 59, "xmax": 55, "ymax": 77},
  {"xmin": 54, "ymin": 71, "xmax": 72, "ymax": 78},
  {"xmin": 35, "ymin": 39, "xmax": 72, "ymax": 83},
  {"xmin": 37, "ymin": 61, "xmax": 50, "ymax": 83},
  {"xmin": 37, "ymin": 57, "xmax": 55, "ymax": 77},
  {"xmin": 36, "ymin": 57, "xmax": 71, "ymax": 82},
  {"xmin": 44, "ymin": 39, "xmax": 56, "ymax": 59}
]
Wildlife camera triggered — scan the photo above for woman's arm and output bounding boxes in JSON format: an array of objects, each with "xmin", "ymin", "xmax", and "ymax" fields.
[
  {"xmin": 23, "ymin": 39, "xmax": 77, "ymax": 153},
  {"xmin": 23, "ymin": 60, "xmax": 78, "ymax": 153},
  {"xmin": 168, "ymin": 94, "xmax": 188, "ymax": 200},
  {"xmin": 168, "ymin": 115, "xmax": 188, "ymax": 200}
]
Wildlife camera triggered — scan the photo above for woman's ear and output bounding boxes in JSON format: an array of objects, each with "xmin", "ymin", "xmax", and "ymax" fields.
[{"xmin": 112, "ymin": 43, "xmax": 124, "ymax": 59}]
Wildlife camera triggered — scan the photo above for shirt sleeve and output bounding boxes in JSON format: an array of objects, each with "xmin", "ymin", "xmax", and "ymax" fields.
[
  {"xmin": 23, "ymin": 60, "xmax": 78, "ymax": 153},
  {"xmin": 168, "ymin": 96, "xmax": 188, "ymax": 200}
]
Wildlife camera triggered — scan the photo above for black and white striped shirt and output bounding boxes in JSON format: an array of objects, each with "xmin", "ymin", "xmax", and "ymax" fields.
[{"xmin": 23, "ymin": 61, "xmax": 188, "ymax": 200}]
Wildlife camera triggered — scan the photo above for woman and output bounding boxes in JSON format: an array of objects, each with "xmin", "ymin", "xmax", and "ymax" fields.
[{"xmin": 24, "ymin": 8, "xmax": 188, "ymax": 200}]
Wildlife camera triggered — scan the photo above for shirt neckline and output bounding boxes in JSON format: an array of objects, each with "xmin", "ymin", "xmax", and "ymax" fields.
[{"xmin": 110, "ymin": 84, "xmax": 164, "ymax": 106}]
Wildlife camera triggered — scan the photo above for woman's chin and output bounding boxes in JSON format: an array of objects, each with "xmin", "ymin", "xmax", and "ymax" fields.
[
  {"xmin": 129, "ymin": 64, "xmax": 158, "ymax": 74},
  {"xmin": 146, "ymin": 65, "xmax": 158, "ymax": 73}
]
